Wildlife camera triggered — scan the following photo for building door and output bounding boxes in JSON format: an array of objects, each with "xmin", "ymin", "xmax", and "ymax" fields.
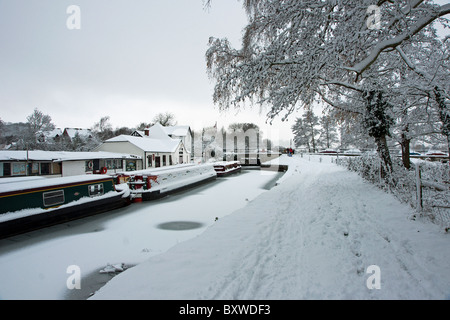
[
  {"xmin": 155, "ymin": 156, "xmax": 161, "ymax": 168},
  {"xmin": 179, "ymin": 150, "xmax": 184, "ymax": 164},
  {"xmin": 93, "ymin": 159, "xmax": 100, "ymax": 171}
]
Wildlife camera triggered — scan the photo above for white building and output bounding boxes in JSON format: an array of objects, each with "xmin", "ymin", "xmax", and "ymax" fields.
[
  {"xmin": 130, "ymin": 124, "xmax": 193, "ymax": 159},
  {"xmin": 95, "ymin": 123, "xmax": 190, "ymax": 169}
]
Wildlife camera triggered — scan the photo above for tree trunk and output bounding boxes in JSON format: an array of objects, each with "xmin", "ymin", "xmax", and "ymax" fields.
[
  {"xmin": 311, "ymin": 134, "xmax": 316, "ymax": 153},
  {"xmin": 400, "ymin": 131, "xmax": 411, "ymax": 170},
  {"xmin": 434, "ymin": 86, "xmax": 450, "ymax": 163},
  {"xmin": 310, "ymin": 124, "xmax": 316, "ymax": 153},
  {"xmin": 363, "ymin": 90, "xmax": 395, "ymax": 179},
  {"xmin": 375, "ymin": 135, "xmax": 393, "ymax": 179}
]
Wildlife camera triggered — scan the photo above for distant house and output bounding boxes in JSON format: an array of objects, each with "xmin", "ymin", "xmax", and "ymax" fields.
[
  {"xmin": 96, "ymin": 123, "xmax": 190, "ymax": 169},
  {"xmin": 36, "ymin": 128, "xmax": 63, "ymax": 143},
  {"xmin": 63, "ymin": 128, "xmax": 94, "ymax": 142}
]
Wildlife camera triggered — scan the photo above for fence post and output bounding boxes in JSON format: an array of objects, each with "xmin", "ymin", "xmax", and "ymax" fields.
[{"xmin": 415, "ymin": 163, "xmax": 423, "ymax": 210}]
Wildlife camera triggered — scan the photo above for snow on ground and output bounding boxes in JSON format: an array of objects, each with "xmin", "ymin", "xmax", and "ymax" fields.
[
  {"xmin": 0, "ymin": 168, "xmax": 281, "ymax": 299},
  {"xmin": 91, "ymin": 155, "xmax": 450, "ymax": 300}
]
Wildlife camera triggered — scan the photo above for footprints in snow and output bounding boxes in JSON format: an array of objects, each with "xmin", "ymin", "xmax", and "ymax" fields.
[{"xmin": 314, "ymin": 202, "xmax": 366, "ymax": 277}]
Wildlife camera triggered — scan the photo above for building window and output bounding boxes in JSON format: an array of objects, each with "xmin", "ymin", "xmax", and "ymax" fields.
[
  {"xmin": 40, "ymin": 163, "xmax": 50, "ymax": 175},
  {"xmin": 43, "ymin": 190, "xmax": 65, "ymax": 207},
  {"xmin": 31, "ymin": 163, "xmax": 39, "ymax": 174},
  {"xmin": 3, "ymin": 163, "xmax": 11, "ymax": 176},
  {"xmin": 126, "ymin": 160, "xmax": 136, "ymax": 171},
  {"xmin": 105, "ymin": 159, "xmax": 114, "ymax": 169},
  {"xmin": 12, "ymin": 163, "xmax": 27, "ymax": 176},
  {"xmin": 163, "ymin": 155, "xmax": 166, "ymax": 166},
  {"xmin": 169, "ymin": 155, "xmax": 173, "ymax": 166},
  {"xmin": 147, "ymin": 155, "xmax": 152, "ymax": 168},
  {"xmin": 179, "ymin": 149, "xmax": 184, "ymax": 164},
  {"xmin": 52, "ymin": 163, "xmax": 62, "ymax": 175},
  {"xmin": 86, "ymin": 160, "xmax": 94, "ymax": 172}
]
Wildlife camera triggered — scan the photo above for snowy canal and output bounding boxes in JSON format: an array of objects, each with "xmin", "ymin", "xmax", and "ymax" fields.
[{"xmin": 0, "ymin": 168, "xmax": 284, "ymax": 300}]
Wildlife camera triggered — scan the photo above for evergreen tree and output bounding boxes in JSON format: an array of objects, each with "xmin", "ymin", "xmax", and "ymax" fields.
[{"xmin": 292, "ymin": 110, "xmax": 320, "ymax": 153}]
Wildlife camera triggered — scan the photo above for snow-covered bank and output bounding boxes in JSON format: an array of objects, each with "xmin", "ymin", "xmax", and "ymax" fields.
[
  {"xmin": 0, "ymin": 169, "xmax": 281, "ymax": 299},
  {"xmin": 92, "ymin": 155, "xmax": 450, "ymax": 299}
]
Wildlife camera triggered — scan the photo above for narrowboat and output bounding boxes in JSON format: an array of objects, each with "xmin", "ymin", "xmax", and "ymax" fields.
[
  {"xmin": 0, "ymin": 175, "xmax": 130, "ymax": 238},
  {"xmin": 112, "ymin": 163, "xmax": 217, "ymax": 201},
  {"xmin": 213, "ymin": 161, "xmax": 242, "ymax": 177}
]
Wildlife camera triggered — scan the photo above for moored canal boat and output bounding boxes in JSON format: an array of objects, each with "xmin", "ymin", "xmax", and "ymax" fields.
[
  {"xmin": 213, "ymin": 161, "xmax": 242, "ymax": 177},
  {"xmin": 112, "ymin": 163, "xmax": 217, "ymax": 201},
  {"xmin": 0, "ymin": 175, "xmax": 130, "ymax": 238}
]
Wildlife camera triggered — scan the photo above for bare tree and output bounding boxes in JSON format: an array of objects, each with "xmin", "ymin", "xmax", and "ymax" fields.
[
  {"xmin": 26, "ymin": 108, "xmax": 55, "ymax": 133},
  {"xmin": 152, "ymin": 112, "xmax": 177, "ymax": 127},
  {"xmin": 24, "ymin": 108, "xmax": 55, "ymax": 149},
  {"xmin": 92, "ymin": 116, "xmax": 114, "ymax": 141}
]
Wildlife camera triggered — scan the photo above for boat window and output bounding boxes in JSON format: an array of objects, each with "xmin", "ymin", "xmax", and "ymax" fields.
[
  {"xmin": 43, "ymin": 190, "xmax": 65, "ymax": 207},
  {"xmin": 88, "ymin": 183, "xmax": 104, "ymax": 197}
]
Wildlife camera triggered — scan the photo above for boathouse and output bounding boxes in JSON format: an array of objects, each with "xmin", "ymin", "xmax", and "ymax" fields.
[{"xmin": 0, "ymin": 150, "xmax": 142, "ymax": 178}]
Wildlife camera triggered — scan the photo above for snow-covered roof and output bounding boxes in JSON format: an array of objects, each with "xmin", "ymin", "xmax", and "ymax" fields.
[
  {"xmin": 102, "ymin": 123, "xmax": 187, "ymax": 153},
  {"xmin": 131, "ymin": 124, "xmax": 191, "ymax": 139},
  {"xmin": 63, "ymin": 128, "xmax": 93, "ymax": 139},
  {"xmin": 146, "ymin": 123, "xmax": 172, "ymax": 140},
  {"xmin": 0, "ymin": 150, "xmax": 141, "ymax": 162},
  {"xmin": 163, "ymin": 125, "xmax": 191, "ymax": 137},
  {"xmin": 104, "ymin": 134, "xmax": 181, "ymax": 153},
  {"xmin": 37, "ymin": 128, "xmax": 63, "ymax": 138}
]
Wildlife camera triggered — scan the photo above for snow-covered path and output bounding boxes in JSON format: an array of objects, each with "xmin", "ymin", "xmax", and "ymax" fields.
[{"xmin": 92, "ymin": 156, "xmax": 450, "ymax": 299}]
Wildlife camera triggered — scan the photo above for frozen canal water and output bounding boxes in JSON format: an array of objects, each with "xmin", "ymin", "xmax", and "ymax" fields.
[{"xmin": 0, "ymin": 169, "xmax": 283, "ymax": 300}]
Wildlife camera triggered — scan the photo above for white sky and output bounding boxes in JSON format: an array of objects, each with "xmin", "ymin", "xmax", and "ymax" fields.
[
  {"xmin": 0, "ymin": 0, "xmax": 448, "ymax": 146},
  {"xmin": 0, "ymin": 0, "xmax": 300, "ymax": 145}
]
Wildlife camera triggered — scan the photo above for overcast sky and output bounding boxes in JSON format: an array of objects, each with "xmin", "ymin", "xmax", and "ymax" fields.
[
  {"xmin": 0, "ymin": 0, "xmax": 299, "ymax": 144},
  {"xmin": 0, "ymin": 1, "xmax": 448, "ymax": 145}
]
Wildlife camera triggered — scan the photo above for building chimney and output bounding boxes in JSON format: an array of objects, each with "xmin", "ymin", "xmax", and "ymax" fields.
[{"xmin": 144, "ymin": 127, "xmax": 150, "ymax": 136}]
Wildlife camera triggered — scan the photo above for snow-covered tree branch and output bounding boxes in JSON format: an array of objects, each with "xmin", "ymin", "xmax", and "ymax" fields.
[
  {"xmin": 206, "ymin": 0, "xmax": 450, "ymax": 171},
  {"xmin": 348, "ymin": 3, "xmax": 450, "ymax": 77}
]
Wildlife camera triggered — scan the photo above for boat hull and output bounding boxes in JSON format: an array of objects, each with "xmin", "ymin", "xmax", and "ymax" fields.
[
  {"xmin": 141, "ymin": 175, "xmax": 217, "ymax": 201},
  {"xmin": 0, "ymin": 175, "xmax": 130, "ymax": 239},
  {"xmin": 0, "ymin": 193, "xmax": 129, "ymax": 239}
]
